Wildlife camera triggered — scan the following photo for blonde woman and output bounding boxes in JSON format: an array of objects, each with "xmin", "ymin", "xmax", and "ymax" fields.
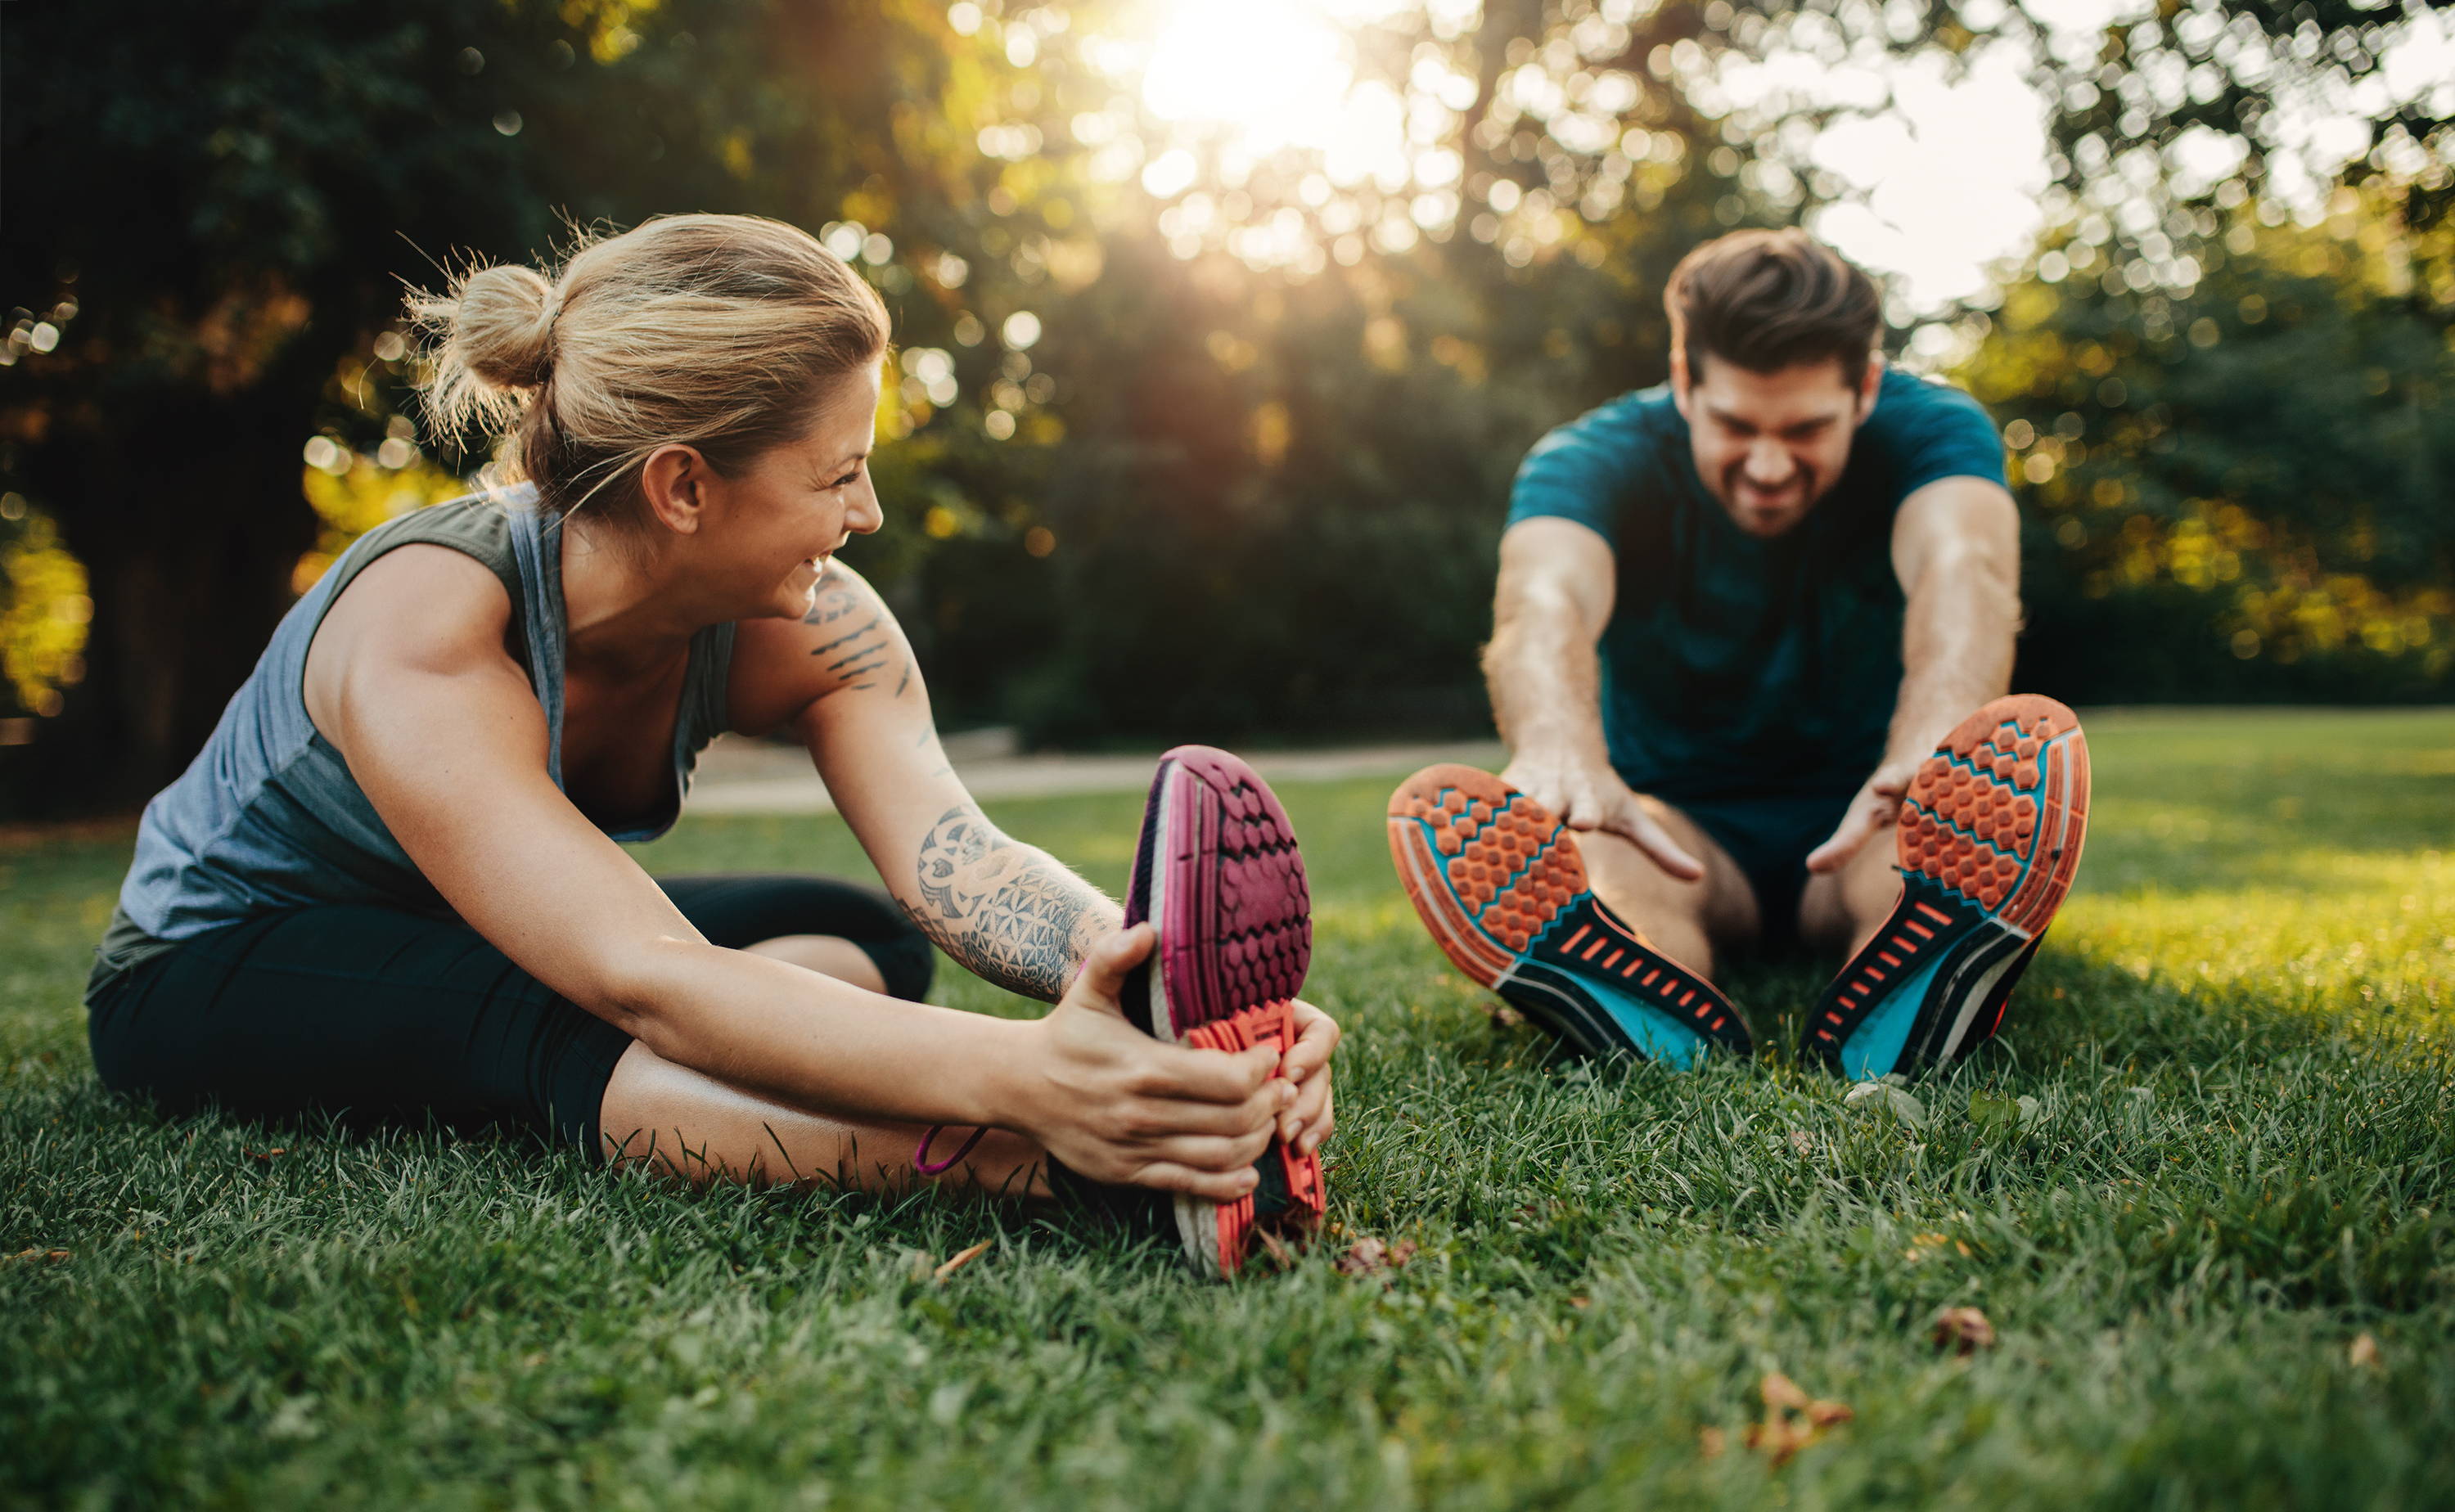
[{"xmin": 83, "ymin": 214, "xmax": 1336, "ymax": 1276}]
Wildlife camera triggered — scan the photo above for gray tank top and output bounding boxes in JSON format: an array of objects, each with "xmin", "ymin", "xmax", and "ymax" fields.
[{"xmin": 92, "ymin": 487, "xmax": 736, "ymax": 995}]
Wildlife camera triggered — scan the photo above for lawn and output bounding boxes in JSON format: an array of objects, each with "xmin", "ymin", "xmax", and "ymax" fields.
[{"xmin": 4, "ymin": 708, "xmax": 2452, "ymax": 1509}]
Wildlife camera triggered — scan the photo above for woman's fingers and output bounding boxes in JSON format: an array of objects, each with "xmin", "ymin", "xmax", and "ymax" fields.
[
  {"xmin": 1296, "ymin": 1080, "xmax": 1335, "ymax": 1155},
  {"xmin": 1283, "ymin": 1067, "xmax": 1333, "ymax": 1145},
  {"xmin": 1280, "ymin": 1001, "xmax": 1340, "ymax": 1084},
  {"xmin": 1061, "ymin": 922, "xmax": 1155, "ymax": 1015},
  {"xmin": 1142, "ymin": 1038, "xmax": 1280, "ymax": 1105},
  {"xmin": 1133, "ymin": 1082, "xmax": 1287, "ymax": 1140}
]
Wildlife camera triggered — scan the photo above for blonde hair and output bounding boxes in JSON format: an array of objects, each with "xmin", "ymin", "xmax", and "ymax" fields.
[{"xmin": 408, "ymin": 214, "xmax": 890, "ymax": 523}]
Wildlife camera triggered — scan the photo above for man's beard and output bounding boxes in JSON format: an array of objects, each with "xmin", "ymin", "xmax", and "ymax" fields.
[{"xmin": 1720, "ymin": 465, "xmax": 1819, "ymax": 533}]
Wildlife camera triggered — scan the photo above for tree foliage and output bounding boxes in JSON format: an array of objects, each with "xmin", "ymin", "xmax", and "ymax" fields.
[
  {"xmin": 0, "ymin": 0, "xmax": 2446, "ymax": 815},
  {"xmin": 1970, "ymin": 183, "xmax": 2455, "ymax": 700}
]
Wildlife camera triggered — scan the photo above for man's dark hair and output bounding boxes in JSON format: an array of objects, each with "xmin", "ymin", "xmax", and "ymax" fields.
[{"xmin": 1664, "ymin": 229, "xmax": 1882, "ymax": 387}]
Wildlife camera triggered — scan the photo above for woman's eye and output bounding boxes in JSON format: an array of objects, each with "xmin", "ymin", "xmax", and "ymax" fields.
[{"xmin": 827, "ymin": 470, "xmax": 860, "ymax": 489}]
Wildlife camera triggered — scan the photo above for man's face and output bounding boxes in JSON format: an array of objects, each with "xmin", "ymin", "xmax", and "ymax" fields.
[{"xmin": 1673, "ymin": 352, "xmax": 1879, "ymax": 538}]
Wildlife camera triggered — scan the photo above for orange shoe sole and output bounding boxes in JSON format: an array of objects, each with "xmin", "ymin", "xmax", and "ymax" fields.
[
  {"xmin": 1385, "ymin": 765, "xmax": 1750, "ymax": 1067},
  {"xmin": 1804, "ymin": 695, "xmax": 2091, "ymax": 1078}
]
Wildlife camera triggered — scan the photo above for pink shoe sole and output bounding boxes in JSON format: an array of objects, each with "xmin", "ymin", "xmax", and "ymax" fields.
[{"xmin": 1124, "ymin": 745, "xmax": 1322, "ymax": 1277}]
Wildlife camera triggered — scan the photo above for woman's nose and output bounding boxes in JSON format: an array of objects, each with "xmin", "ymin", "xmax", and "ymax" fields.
[{"xmin": 847, "ymin": 483, "xmax": 885, "ymax": 536}]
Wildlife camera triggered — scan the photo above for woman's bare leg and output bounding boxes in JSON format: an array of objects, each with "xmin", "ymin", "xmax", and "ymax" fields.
[
  {"xmin": 739, "ymin": 934, "xmax": 888, "ymax": 995},
  {"xmin": 597, "ymin": 1039, "xmax": 1052, "ymax": 1195},
  {"xmin": 595, "ymin": 929, "xmax": 1044, "ymax": 1194}
]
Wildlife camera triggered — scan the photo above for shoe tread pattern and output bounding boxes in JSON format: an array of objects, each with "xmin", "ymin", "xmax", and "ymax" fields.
[
  {"xmin": 1807, "ymin": 695, "xmax": 2090, "ymax": 1076},
  {"xmin": 1386, "ymin": 764, "xmax": 1750, "ymax": 1059}
]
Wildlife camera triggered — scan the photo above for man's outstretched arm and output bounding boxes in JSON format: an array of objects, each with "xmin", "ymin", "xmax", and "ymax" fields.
[
  {"xmin": 1485, "ymin": 517, "xmax": 1703, "ymax": 880},
  {"xmin": 1806, "ymin": 476, "xmax": 2021, "ymax": 871}
]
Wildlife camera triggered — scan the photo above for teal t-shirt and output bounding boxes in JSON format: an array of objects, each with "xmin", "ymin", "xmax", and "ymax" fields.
[{"xmin": 1505, "ymin": 367, "xmax": 2004, "ymax": 804}]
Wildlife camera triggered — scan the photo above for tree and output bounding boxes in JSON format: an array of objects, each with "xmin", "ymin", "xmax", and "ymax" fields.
[
  {"xmin": 0, "ymin": 0, "xmax": 1024, "ymax": 814},
  {"xmin": 1967, "ymin": 185, "xmax": 2454, "ymax": 700}
]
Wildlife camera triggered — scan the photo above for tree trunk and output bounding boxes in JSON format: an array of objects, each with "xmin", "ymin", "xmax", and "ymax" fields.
[{"xmin": 5, "ymin": 385, "xmax": 320, "ymax": 820}]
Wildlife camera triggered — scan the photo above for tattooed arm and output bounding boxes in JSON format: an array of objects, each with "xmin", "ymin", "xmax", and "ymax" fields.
[
  {"xmin": 908, "ymin": 803, "xmax": 1122, "ymax": 1000},
  {"xmin": 727, "ymin": 562, "xmax": 1122, "ymax": 1000}
]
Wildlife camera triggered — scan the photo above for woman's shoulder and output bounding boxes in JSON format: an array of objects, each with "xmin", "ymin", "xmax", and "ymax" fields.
[
  {"xmin": 345, "ymin": 487, "xmax": 532, "ymax": 584},
  {"xmin": 723, "ymin": 560, "xmax": 912, "ymax": 736}
]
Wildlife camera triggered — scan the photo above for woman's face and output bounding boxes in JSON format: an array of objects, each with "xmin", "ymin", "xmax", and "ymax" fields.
[{"xmin": 701, "ymin": 363, "xmax": 887, "ymax": 621}]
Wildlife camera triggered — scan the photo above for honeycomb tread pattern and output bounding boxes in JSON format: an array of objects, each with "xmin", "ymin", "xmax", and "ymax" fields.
[
  {"xmin": 1800, "ymin": 693, "xmax": 2092, "ymax": 1078},
  {"xmin": 1899, "ymin": 698, "xmax": 2089, "ymax": 934},
  {"xmin": 1157, "ymin": 748, "xmax": 1313, "ymax": 1029},
  {"xmin": 1389, "ymin": 773, "xmax": 1597, "ymax": 959},
  {"xmin": 1386, "ymin": 764, "xmax": 1752, "ymax": 1059}
]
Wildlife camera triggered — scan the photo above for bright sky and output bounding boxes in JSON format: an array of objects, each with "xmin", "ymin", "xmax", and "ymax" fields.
[
  {"xmin": 1115, "ymin": 0, "xmax": 2065, "ymax": 311},
  {"xmin": 1088, "ymin": 0, "xmax": 2454, "ymax": 317}
]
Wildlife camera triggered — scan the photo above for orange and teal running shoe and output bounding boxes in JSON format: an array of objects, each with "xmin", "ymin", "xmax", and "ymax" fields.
[
  {"xmin": 1804, "ymin": 695, "xmax": 2091, "ymax": 1080},
  {"xmin": 1387, "ymin": 765, "xmax": 1751, "ymax": 1068}
]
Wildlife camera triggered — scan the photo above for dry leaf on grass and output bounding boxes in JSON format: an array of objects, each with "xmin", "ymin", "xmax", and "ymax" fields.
[
  {"xmin": 246, "ymin": 1147, "xmax": 287, "ymax": 1163},
  {"xmin": 933, "ymin": 1240, "xmax": 993, "ymax": 1281},
  {"xmin": 1336, "ymin": 1237, "xmax": 1417, "ymax": 1277},
  {"xmin": 2349, "ymin": 1333, "xmax": 2381, "ymax": 1370},
  {"xmin": 6, "ymin": 1248, "xmax": 70, "ymax": 1263},
  {"xmin": 1932, "ymin": 1306, "xmax": 1997, "ymax": 1354},
  {"xmin": 1760, "ymin": 1371, "xmax": 1810, "ymax": 1411},
  {"xmin": 1741, "ymin": 1371, "xmax": 1853, "ymax": 1466},
  {"xmin": 1787, "ymin": 1129, "xmax": 1814, "ymax": 1158},
  {"xmin": 1481, "ymin": 1000, "xmax": 1525, "ymax": 1028},
  {"xmin": 1698, "ymin": 1426, "xmax": 1728, "ymax": 1460}
]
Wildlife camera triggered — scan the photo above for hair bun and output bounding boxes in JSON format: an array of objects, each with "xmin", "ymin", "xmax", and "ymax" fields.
[{"xmin": 444, "ymin": 263, "xmax": 558, "ymax": 390}]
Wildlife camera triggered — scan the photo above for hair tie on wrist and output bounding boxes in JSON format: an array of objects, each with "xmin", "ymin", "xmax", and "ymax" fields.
[{"xmin": 913, "ymin": 1123, "xmax": 988, "ymax": 1176}]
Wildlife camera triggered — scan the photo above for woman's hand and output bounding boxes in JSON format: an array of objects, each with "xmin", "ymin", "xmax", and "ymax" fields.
[
  {"xmin": 1277, "ymin": 1000, "xmax": 1338, "ymax": 1157},
  {"xmin": 1008, "ymin": 924, "xmax": 1290, "ymax": 1200}
]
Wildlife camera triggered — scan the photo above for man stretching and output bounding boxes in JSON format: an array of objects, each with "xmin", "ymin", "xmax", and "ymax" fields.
[{"xmin": 1388, "ymin": 229, "xmax": 2090, "ymax": 1080}]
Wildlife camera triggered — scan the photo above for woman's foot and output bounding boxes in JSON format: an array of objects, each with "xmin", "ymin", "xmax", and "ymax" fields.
[
  {"xmin": 1803, "ymin": 695, "xmax": 2092, "ymax": 1079},
  {"xmin": 1387, "ymin": 765, "xmax": 1752, "ymax": 1067},
  {"xmin": 1124, "ymin": 745, "xmax": 1325, "ymax": 1277}
]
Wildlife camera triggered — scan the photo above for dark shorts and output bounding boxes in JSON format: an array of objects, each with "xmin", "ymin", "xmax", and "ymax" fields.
[
  {"xmin": 1662, "ymin": 789, "xmax": 1858, "ymax": 952},
  {"xmin": 85, "ymin": 874, "xmax": 933, "ymax": 1158}
]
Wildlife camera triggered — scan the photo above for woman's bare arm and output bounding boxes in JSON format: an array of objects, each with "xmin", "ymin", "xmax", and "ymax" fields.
[
  {"xmin": 729, "ymin": 560, "xmax": 1338, "ymax": 1154},
  {"xmin": 731, "ymin": 562, "xmax": 1120, "ymax": 1001}
]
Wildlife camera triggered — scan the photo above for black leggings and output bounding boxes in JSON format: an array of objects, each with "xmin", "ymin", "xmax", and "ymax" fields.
[{"xmin": 85, "ymin": 874, "xmax": 934, "ymax": 1158}]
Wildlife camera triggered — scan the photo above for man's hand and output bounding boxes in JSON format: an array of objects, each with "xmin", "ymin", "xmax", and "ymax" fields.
[
  {"xmin": 1012, "ymin": 925, "xmax": 1289, "ymax": 1200},
  {"xmin": 1804, "ymin": 757, "xmax": 1917, "ymax": 874},
  {"xmin": 1501, "ymin": 751, "xmax": 1704, "ymax": 881}
]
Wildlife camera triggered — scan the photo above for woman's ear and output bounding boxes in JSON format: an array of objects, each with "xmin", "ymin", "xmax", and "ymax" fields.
[{"xmin": 637, "ymin": 443, "xmax": 713, "ymax": 535}]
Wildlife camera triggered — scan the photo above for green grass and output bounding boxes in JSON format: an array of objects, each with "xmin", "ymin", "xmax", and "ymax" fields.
[{"xmin": 5, "ymin": 708, "xmax": 2453, "ymax": 1509}]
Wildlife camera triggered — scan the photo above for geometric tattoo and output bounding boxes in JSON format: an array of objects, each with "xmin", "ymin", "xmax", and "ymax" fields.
[{"xmin": 910, "ymin": 803, "xmax": 1110, "ymax": 1001}]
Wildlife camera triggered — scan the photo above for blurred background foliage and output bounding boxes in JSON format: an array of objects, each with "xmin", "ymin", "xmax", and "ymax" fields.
[{"xmin": 0, "ymin": 0, "xmax": 2448, "ymax": 814}]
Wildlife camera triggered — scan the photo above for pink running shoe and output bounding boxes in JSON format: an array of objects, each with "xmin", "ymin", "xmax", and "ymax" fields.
[{"xmin": 1123, "ymin": 745, "xmax": 1324, "ymax": 1278}]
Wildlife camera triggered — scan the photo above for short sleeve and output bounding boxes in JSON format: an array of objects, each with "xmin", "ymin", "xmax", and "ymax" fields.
[
  {"xmin": 1885, "ymin": 375, "xmax": 2008, "ymax": 496},
  {"xmin": 1504, "ymin": 392, "xmax": 1663, "ymax": 549}
]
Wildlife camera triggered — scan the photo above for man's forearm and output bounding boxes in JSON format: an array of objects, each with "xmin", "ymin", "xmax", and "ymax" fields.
[
  {"xmin": 1888, "ymin": 560, "xmax": 2018, "ymax": 764},
  {"xmin": 1485, "ymin": 600, "xmax": 1611, "ymax": 770},
  {"xmin": 906, "ymin": 802, "xmax": 1123, "ymax": 1001}
]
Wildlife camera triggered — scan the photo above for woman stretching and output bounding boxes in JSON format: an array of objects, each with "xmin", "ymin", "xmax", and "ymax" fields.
[{"xmin": 83, "ymin": 214, "xmax": 1336, "ymax": 1277}]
